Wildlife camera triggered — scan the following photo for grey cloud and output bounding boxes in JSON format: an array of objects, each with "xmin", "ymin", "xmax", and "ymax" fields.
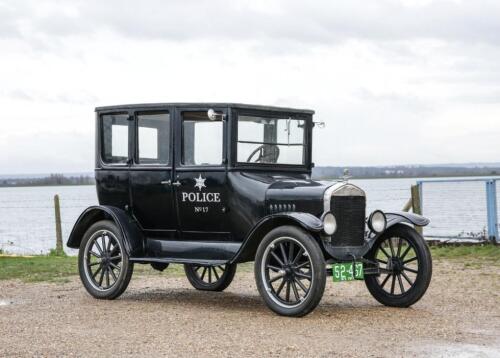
[{"xmin": 3, "ymin": 0, "xmax": 500, "ymax": 47}]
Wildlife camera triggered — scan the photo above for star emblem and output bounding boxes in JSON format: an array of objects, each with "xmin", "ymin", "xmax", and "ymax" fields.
[{"xmin": 194, "ymin": 174, "xmax": 206, "ymax": 191}]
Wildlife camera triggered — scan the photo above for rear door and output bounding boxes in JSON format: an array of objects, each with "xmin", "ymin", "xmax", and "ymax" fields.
[
  {"xmin": 129, "ymin": 109, "xmax": 178, "ymax": 238},
  {"xmin": 173, "ymin": 107, "xmax": 231, "ymax": 241}
]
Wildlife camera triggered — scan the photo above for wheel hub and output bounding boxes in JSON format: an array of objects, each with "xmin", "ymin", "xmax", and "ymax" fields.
[
  {"xmin": 388, "ymin": 257, "xmax": 403, "ymax": 273},
  {"xmin": 284, "ymin": 265, "xmax": 293, "ymax": 277}
]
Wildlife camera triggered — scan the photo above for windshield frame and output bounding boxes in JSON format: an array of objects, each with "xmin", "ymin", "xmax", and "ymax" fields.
[{"xmin": 231, "ymin": 109, "xmax": 313, "ymax": 171}]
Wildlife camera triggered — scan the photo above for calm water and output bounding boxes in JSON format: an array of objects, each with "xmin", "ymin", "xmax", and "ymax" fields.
[{"xmin": 0, "ymin": 178, "xmax": 498, "ymax": 254}]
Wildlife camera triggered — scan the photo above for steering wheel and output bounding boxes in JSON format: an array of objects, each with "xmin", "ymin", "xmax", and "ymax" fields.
[{"xmin": 246, "ymin": 144, "xmax": 280, "ymax": 163}]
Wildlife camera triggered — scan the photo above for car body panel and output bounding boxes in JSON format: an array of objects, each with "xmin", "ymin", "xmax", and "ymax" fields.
[{"xmin": 67, "ymin": 102, "xmax": 429, "ymax": 265}]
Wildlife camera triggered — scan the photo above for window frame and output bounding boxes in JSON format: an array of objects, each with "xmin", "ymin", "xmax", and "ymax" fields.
[
  {"xmin": 177, "ymin": 109, "xmax": 227, "ymax": 169},
  {"xmin": 133, "ymin": 110, "xmax": 172, "ymax": 168},
  {"xmin": 232, "ymin": 109, "xmax": 312, "ymax": 170},
  {"xmin": 99, "ymin": 112, "xmax": 132, "ymax": 167}
]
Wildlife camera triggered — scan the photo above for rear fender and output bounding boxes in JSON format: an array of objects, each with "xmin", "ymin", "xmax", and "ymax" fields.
[
  {"xmin": 231, "ymin": 212, "xmax": 323, "ymax": 263},
  {"xmin": 66, "ymin": 206, "xmax": 144, "ymax": 256}
]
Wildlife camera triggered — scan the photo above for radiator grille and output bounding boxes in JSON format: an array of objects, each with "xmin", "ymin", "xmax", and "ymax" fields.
[{"xmin": 330, "ymin": 196, "xmax": 366, "ymax": 247}]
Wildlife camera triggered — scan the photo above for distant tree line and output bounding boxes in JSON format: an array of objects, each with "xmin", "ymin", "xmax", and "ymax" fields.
[
  {"xmin": 312, "ymin": 165, "xmax": 500, "ymax": 179},
  {"xmin": 0, "ymin": 174, "xmax": 95, "ymax": 187}
]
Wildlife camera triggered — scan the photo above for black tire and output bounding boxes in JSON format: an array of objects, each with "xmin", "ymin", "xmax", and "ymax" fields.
[
  {"xmin": 254, "ymin": 225, "xmax": 326, "ymax": 317},
  {"xmin": 78, "ymin": 220, "xmax": 134, "ymax": 299},
  {"xmin": 364, "ymin": 224, "xmax": 432, "ymax": 307},
  {"xmin": 184, "ymin": 263, "xmax": 237, "ymax": 291}
]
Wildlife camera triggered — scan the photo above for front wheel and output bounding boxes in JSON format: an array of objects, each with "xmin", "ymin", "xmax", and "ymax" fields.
[
  {"xmin": 364, "ymin": 224, "xmax": 432, "ymax": 307},
  {"xmin": 254, "ymin": 225, "xmax": 326, "ymax": 317}
]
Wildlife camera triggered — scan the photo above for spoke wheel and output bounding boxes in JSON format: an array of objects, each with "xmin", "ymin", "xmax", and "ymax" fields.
[
  {"xmin": 78, "ymin": 220, "xmax": 134, "ymax": 300},
  {"xmin": 255, "ymin": 225, "xmax": 326, "ymax": 317},
  {"xmin": 84, "ymin": 230, "xmax": 123, "ymax": 291},
  {"xmin": 262, "ymin": 237, "xmax": 313, "ymax": 307},
  {"xmin": 184, "ymin": 263, "xmax": 237, "ymax": 292},
  {"xmin": 364, "ymin": 224, "xmax": 432, "ymax": 307}
]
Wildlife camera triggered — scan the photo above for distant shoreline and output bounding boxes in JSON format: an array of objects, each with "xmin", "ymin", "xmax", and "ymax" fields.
[{"xmin": 1, "ymin": 172, "xmax": 500, "ymax": 188}]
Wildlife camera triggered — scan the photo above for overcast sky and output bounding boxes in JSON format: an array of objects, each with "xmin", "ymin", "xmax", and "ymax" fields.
[{"xmin": 1, "ymin": 0, "xmax": 499, "ymax": 174}]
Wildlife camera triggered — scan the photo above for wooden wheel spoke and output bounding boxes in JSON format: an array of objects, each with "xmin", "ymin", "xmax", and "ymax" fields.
[
  {"xmin": 396, "ymin": 237, "xmax": 402, "ymax": 257},
  {"xmin": 390, "ymin": 274, "xmax": 396, "ymax": 294},
  {"xmin": 295, "ymin": 272, "xmax": 312, "ymax": 280},
  {"xmin": 109, "ymin": 267, "xmax": 118, "ymax": 281},
  {"xmin": 279, "ymin": 243, "xmax": 288, "ymax": 264},
  {"xmin": 295, "ymin": 261, "xmax": 310, "ymax": 269},
  {"xmin": 294, "ymin": 277, "xmax": 308, "ymax": 293},
  {"xmin": 380, "ymin": 273, "xmax": 391, "ymax": 288},
  {"xmin": 291, "ymin": 247, "xmax": 304, "ymax": 265},
  {"xmin": 212, "ymin": 267, "xmax": 220, "ymax": 281},
  {"xmin": 270, "ymin": 251, "xmax": 284, "ymax": 266},
  {"xmin": 267, "ymin": 264, "xmax": 281, "ymax": 272},
  {"xmin": 92, "ymin": 265, "xmax": 102, "ymax": 279},
  {"xmin": 401, "ymin": 271, "xmax": 413, "ymax": 286},
  {"xmin": 403, "ymin": 266, "xmax": 418, "ymax": 274},
  {"xmin": 388, "ymin": 238, "xmax": 396, "ymax": 257},
  {"xmin": 400, "ymin": 245, "xmax": 412, "ymax": 260},
  {"xmin": 200, "ymin": 267, "xmax": 207, "ymax": 281},
  {"xmin": 268, "ymin": 273, "xmax": 285, "ymax": 284},
  {"xmin": 275, "ymin": 279, "xmax": 286, "ymax": 297},
  {"xmin": 285, "ymin": 281, "xmax": 291, "ymax": 302},
  {"xmin": 397, "ymin": 274, "xmax": 405, "ymax": 294},
  {"xmin": 403, "ymin": 256, "xmax": 418, "ymax": 265},
  {"xmin": 98, "ymin": 268, "xmax": 105, "ymax": 287},
  {"xmin": 288, "ymin": 241, "xmax": 295, "ymax": 263},
  {"xmin": 291, "ymin": 281, "xmax": 300, "ymax": 301},
  {"xmin": 379, "ymin": 246, "xmax": 391, "ymax": 259}
]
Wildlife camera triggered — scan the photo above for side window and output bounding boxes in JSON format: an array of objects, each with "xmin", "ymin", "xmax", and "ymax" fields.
[
  {"xmin": 101, "ymin": 114, "xmax": 129, "ymax": 164},
  {"xmin": 182, "ymin": 112, "xmax": 223, "ymax": 165},
  {"xmin": 137, "ymin": 112, "xmax": 170, "ymax": 165}
]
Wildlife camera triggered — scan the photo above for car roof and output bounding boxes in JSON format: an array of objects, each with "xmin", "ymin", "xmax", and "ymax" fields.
[{"xmin": 95, "ymin": 102, "xmax": 315, "ymax": 115}]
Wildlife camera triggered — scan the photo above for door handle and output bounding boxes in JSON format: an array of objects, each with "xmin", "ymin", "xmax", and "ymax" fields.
[
  {"xmin": 160, "ymin": 180, "xmax": 171, "ymax": 185},
  {"xmin": 172, "ymin": 180, "xmax": 182, "ymax": 187}
]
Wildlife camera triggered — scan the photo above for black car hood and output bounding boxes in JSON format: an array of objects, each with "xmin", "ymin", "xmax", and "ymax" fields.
[{"xmin": 240, "ymin": 172, "xmax": 339, "ymax": 215}]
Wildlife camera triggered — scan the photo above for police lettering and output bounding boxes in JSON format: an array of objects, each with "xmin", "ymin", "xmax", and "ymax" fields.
[{"xmin": 182, "ymin": 192, "xmax": 221, "ymax": 203}]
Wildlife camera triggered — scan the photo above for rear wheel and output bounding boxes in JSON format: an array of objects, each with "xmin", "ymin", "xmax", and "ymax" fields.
[
  {"xmin": 254, "ymin": 225, "xmax": 326, "ymax": 317},
  {"xmin": 364, "ymin": 224, "xmax": 432, "ymax": 307},
  {"xmin": 78, "ymin": 220, "xmax": 134, "ymax": 299},
  {"xmin": 184, "ymin": 263, "xmax": 237, "ymax": 291}
]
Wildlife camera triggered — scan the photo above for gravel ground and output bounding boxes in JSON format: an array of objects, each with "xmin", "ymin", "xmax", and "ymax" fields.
[{"xmin": 0, "ymin": 260, "xmax": 499, "ymax": 357}]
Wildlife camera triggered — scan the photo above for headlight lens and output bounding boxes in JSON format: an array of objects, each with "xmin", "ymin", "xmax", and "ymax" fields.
[
  {"xmin": 369, "ymin": 210, "xmax": 387, "ymax": 233},
  {"xmin": 323, "ymin": 213, "xmax": 337, "ymax": 235}
]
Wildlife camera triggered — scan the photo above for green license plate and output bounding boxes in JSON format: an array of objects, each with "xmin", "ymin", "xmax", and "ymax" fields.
[{"xmin": 332, "ymin": 262, "xmax": 364, "ymax": 282}]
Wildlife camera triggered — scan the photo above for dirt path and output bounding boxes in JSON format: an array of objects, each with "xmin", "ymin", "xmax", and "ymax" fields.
[{"xmin": 1, "ymin": 260, "xmax": 499, "ymax": 357}]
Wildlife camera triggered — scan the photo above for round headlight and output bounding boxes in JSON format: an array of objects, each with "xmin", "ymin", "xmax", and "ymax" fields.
[
  {"xmin": 323, "ymin": 213, "xmax": 337, "ymax": 235},
  {"xmin": 369, "ymin": 210, "xmax": 387, "ymax": 233}
]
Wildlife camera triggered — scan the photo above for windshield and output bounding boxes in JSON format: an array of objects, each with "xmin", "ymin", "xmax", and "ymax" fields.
[{"xmin": 237, "ymin": 114, "xmax": 306, "ymax": 165}]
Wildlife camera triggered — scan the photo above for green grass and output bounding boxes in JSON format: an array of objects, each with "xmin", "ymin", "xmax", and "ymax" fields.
[
  {"xmin": 0, "ymin": 245, "xmax": 497, "ymax": 283},
  {"xmin": 0, "ymin": 254, "xmax": 77, "ymax": 283},
  {"xmin": 430, "ymin": 244, "xmax": 500, "ymax": 268},
  {"xmin": 430, "ymin": 244, "xmax": 500, "ymax": 260}
]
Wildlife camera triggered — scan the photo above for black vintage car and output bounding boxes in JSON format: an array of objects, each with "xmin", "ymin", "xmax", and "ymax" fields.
[{"xmin": 68, "ymin": 103, "xmax": 432, "ymax": 317}]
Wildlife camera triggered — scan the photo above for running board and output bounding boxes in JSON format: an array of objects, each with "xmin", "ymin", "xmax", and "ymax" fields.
[{"xmin": 130, "ymin": 257, "xmax": 229, "ymax": 266}]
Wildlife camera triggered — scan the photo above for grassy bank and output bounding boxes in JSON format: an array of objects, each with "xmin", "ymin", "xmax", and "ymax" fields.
[{"xmin": 0, "ymin": 245, "xmax": 498, "ymax": 283}]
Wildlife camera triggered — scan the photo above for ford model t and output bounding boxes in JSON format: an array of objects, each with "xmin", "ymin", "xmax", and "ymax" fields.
[{"xmin": 68, "ymin": 103, "xmax": 432, "ymax": 317}]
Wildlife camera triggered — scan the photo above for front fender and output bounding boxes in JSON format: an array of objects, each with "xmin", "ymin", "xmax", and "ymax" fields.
[
  {"xmin": 385, "ymin": 211, "xmax": 430, "ymax": 228},
  {"xmin": 231, "ymin": 212, "xmax": 323, "ymax": 263},
  {"xmin": 66, "ymin": 205, "xmax": 144, "ymax": 256}
]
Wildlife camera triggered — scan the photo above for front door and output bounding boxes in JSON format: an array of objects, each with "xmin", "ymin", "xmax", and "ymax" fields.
[
  {"xmin": 129, "ymin": 110, "xmax": 178, "ymax": 237},
  {"xmin": 174, "ymin": 108, "xmax": 231, "ymax": 240}
]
